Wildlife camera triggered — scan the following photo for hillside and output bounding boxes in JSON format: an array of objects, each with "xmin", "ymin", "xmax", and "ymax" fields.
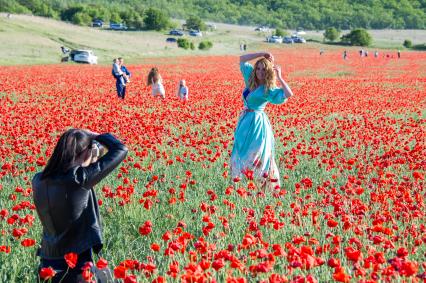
[
  {"xmin": 1, "ymin": 0, "xmax": 425, "ymax": 30},
  {"xmin": 0, "ymin": 14, "xmax": 282, "ymax": 65},
  {"xmin": 1, "ymin": 14, "xmax": 425, "ymax": 65}
]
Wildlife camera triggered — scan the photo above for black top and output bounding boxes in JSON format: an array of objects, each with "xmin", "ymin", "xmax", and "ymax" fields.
[{"xmin": 32, "ymin": 133, "xmax": 128, "ymax": 259}]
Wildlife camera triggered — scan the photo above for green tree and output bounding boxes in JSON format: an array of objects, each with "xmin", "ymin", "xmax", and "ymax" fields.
[
  {"xmin": 71, "ymin": 11, "xmax": 91, "ymax": 26},
  {"xmin": 403, "ymin": 39, "xmax": 412, "ymax": 48},
  {"xmin": 274, "ymin": 28, "xmax": 286, "ymax": 37},
  {"xmin": 177, "ymin": 38, "xmax": 191, "ymax": 49},
  {"xmin": 60, "ymin": 5, "xmax": 84, "ymax": 21},
  {"xmin": 110, "ymin": 11, "xmax": 122, "ymax": 24},
  {"xmin": 143, "ymin": 7, "xmax": 170, "ymax": 30},
  {"xmin": 341, "ymin": 28, "xmax": 372, "ymax": 46},
  {"xmin": 198, "ymin": 40, "xmax": 213, "ymax": 50},
  {"xmin": 323, "ymin": 27, "xmax": 340, "ymax": 42},
  {"xmin": 185, "ymin": 15, "xmax": 206, "ymax": 31}
]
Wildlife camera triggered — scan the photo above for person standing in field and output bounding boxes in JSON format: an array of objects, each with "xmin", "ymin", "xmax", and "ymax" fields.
[
  {"xmin": 343, "ymin": 50, "xmax": 348, "ymax": 60},
  {"xmin": 112, "ymin": 57, "xmax": 131, "ymax": 99},
  {"xmin": 231, "ymin": 52, "xmax": 294, "ymax": 189},
  {"xmin": 32, "ymin": 129, "xmax": 128, "ymax": 282},
  {"xmin": 177, "ymin": 79, "xmax": 189, "ymax": 101},
  {"xmin": 148, "ymin": 67, "xmax": 166, "ymax": 99}
]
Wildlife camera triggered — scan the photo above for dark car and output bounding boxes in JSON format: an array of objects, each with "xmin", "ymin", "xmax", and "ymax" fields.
[
  {"xmin": 169, "ymin": 29, "xmax": 184, "ymax": 36},
  {"xmin": 283, "ymin": 36, "xmax": 294, "ymax": 44},
  {"xmin": 92, "ymin": 19, "xmax": 103, "ymax": 27},
  {"xmin": 166, "ymin": 37, "xmax": 177, "ymax": 43}
]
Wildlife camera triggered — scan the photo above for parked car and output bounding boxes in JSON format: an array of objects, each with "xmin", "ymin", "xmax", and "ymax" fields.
[
  {"xmin": 267, "ymin": 35, "xmax": 283, "ymax": 43},
  {"xmin": 255, "ymin": 26, "xmax": 268, "ymax": 32},
  {"xmin": 189, "ymin": 30, "xmax": 202, "ymax": 37},
  {"xmin": 291, "ymin": 35, "xmax": 306, "ymax": 43},
  {"xmin": 169, "ymin": 29, "xmax": 184, "ymax": 36},
  {"xmin": 92, "ymin": 19, "xmax": 103, "ymax": 27},
  {"xmin": 70, "ymin": 50, "xmax": 98, "ymax": 64},
  {"xmin": 207, "ymin": 24, "xmax": 217, "ymax": 30},
  {"xmin": 283, "ymin": 36, "xmax": 294, "ymax": 44},
  {"xmin": 166, "ymin": 37, "xmax": 177, "ymax": 43},
  {"xmin": 110, "ymin": 23, "xmax": 128, "ymax": 30}
]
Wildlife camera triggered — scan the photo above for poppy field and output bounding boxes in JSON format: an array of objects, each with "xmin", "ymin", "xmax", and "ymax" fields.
[{"xmin": 0, "ymin": 48, "xmax": 425, "ymax": 282}]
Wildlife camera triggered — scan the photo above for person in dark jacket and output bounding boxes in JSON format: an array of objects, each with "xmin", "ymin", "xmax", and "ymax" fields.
[
  {"xmin": 32, "ymin": 129, "xmax": 128, "ymax": 282},
  {"xmin": 112, "ymin": 57, "xmax": 131, "ymax": 99}
]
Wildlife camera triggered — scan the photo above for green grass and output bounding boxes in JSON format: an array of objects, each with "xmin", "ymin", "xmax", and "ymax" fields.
[
  {"xmin": 0, "ymin": 14, "xmax": 267, "ymax": 65},
  {"xmin": 1, "ymin": 14, "xmax": 425, "ymax": 65}
]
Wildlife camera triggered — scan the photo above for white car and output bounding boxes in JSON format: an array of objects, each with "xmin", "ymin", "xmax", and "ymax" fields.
[
  {"xmin": 267, "ymin": 36, "xmax": 283, "ymax": 43},
  {"xmin": 72, "ymin": 50, "xmax": 98, "ymax": 64}
]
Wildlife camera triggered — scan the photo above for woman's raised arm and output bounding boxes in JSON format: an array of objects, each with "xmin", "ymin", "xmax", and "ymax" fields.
[
  {"xmin": 274, "ymin": 65, "xmax": 294, "ymax": 99},
  {"xmin": 240, "ymin": 52, "xmax": 274, "ymax": 63}
]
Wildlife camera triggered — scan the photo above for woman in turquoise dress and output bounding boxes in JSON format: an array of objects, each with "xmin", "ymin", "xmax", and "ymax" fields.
[{"xmin": 231, "ymin": 52, "xmax": 294, "ymax": 189}]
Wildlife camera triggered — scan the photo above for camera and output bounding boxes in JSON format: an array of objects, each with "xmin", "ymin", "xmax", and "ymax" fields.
[{"xmin": 91, "ymin": 141, "xmax": 105, "ymax": 159}]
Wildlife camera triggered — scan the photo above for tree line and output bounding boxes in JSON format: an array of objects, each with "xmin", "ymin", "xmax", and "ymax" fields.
[{"xmin": 1, "ymin": 0, "xmax": 425, "ymax": 30}]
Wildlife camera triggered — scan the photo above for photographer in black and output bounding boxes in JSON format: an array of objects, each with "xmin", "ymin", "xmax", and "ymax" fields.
[{"xmin": 32, "ymin": 129, "xmax": 128, "ymax": 282}]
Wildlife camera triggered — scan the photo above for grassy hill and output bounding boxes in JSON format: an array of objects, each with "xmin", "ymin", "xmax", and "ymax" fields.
[
  {"xmin": 1, "ymin": 14, "xmax": 425, "ymax": 65},
  {"xmin": 0, "ymin": 14, "xmax": 269, "ymax": 65}
]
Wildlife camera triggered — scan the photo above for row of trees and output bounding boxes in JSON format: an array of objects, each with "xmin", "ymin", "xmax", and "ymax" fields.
[
  {"xmin": 1, "ymin": 0, "xmax": 425, "ymax": 30},
  {"xmin": 324, "ymin": 28, "xmax": 372, "ymax": 46}
]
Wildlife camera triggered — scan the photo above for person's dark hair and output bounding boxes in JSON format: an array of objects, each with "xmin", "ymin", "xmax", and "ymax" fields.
[
  {"xmin": 118, "ymin": 57, "xmax": 123, "ymax": 61},
  {"xmin": 41, "ymin": 129, "xmax": 94, "ymax": 179},
  {"xmin": 147, "ymin": 67, "xmax": 159, "ymax": 86}
]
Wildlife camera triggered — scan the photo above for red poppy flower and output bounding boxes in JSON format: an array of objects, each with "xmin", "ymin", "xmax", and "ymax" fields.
[
  {"xmin": 39, "ymin": 267, "xmax": 56, "ymax": 280},
  {"xmin": 64, "ymin": 252, "xmax": 78, "ymax": 269}
]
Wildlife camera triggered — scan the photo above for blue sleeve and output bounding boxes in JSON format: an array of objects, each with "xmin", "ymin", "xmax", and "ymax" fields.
[
  {"xmin": 240, "ymin": 62, "xmax": 253, "ymax": 88},
  {"xmin": 266, "ymin": 88, "xmax": 286, "ymax": 104},
  {"xmin": 121, "ymin": 66, "xmax": 131, "ymax": 77}
]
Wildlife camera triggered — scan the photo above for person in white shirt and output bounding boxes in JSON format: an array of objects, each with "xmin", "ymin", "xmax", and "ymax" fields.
[
  {"xmin": 147, "ymin": 67, "xmax": 165, "ymax": 99},
  {"xmin": 177, "ymin": 79, "xmax": 189, "ymax": 101}
]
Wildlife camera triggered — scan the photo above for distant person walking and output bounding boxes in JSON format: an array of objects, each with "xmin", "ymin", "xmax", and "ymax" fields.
[
  {"xmin": 231, "ymin": 52, "xmax": 294, "ymax": 189},
  {"xmin": 148, "ymin": 67, "xmax": 165, "ymax": 99},
  {"xmin": 343, "ymin": 50, "xmax": 348, "ymax": 60},
  {"xmin": 374, "ymin": 51, "xmax": 379, "ymax": 58},
  {"xmin": 397, "ymin": 50, "xmax": 401, "ymax": 58}
]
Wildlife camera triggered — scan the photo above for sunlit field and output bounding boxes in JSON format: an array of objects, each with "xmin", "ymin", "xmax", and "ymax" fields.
[{"xmin": 0, "ymin": 48, "xmax": 425, "ymax": 282}]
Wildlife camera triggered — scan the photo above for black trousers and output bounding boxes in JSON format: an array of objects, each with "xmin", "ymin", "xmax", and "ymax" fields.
[{"xmin": 38, "ymin": 249, "xmax": 91, "ymax": 282}]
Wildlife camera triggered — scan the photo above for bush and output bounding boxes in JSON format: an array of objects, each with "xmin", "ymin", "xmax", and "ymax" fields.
[
  {"xmin": 185, "ymin": 15, "xmax": 206, "ymax": 31},
  {"xmin": 274, "ymin": 28, "xmax": 286, "ymax": 37},
  {"xmin": 198, "ymin": 41, "xmax": 213, "ymax": 50},
  {"xmin": 403, "ymin": 39, "xmax": 412, "ymax": 48},
  {"xmin": 323, "ymin": 27, "xmax": 340, "ymax": 42},
  {"xmin": 190, "ymin": 42, "xmax": 195, "ymax": 50},
  {"xmin": 177, "ymin": 38, "xmax": 191, "ymax": 50},
  {"xmin": 341, "ymin": 28, "xmax": 372, "ymax": 46},
  {"xmin": 143, "ymin": 8, "xmax": 170, "ymax": 31},
  {"xmin": 412, "ymin": 43, "xmax": 426, "ymax": 50},
  {"xmin": 71, "ymin": 12, "xmax": 92, "ymax": 26}
]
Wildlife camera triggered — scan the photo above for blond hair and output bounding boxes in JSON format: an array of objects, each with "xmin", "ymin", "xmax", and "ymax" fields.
[
  {"xmin": 147, "ymin": 67, "xmax": 161, "ymax": 86},
  {"xmin": 248, "ymin": 58, "xmax": 276, "ymax": 94}
]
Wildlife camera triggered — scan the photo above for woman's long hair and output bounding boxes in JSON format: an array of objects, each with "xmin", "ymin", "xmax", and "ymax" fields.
[
  {"xmin": 248, "ymin": 58, "xmax": 276, "ymax": 94},
  {"xmin": 147, "ymin": 68, "xmax": 161, "ymax": 86},
  {"xmin": 41, "ymin": 129, "xmax": 93, "ymax": 179}
]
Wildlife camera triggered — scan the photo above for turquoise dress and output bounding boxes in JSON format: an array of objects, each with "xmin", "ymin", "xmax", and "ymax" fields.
[{"xmin": 231, "ymin": 62, "xmax": 288, "ymax": 186}]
